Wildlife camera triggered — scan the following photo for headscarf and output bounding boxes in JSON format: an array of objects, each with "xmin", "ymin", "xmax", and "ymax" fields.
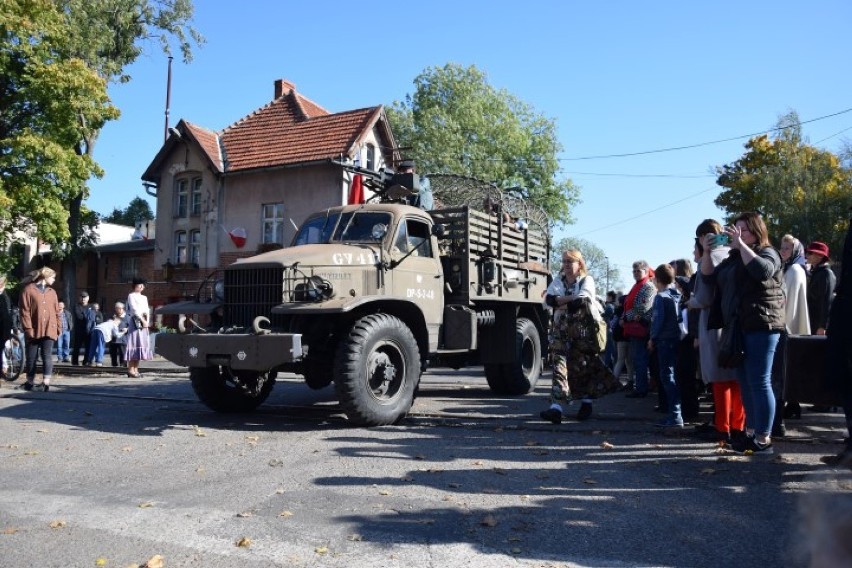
[{"xmin": 784, "ymin": 239, "xmax": 806, "ymax": 272}]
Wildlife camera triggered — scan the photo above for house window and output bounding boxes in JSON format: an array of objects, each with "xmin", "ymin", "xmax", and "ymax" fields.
[
  {"xmin": 189, "ymin": 229, "xmax": 201, "ymax": 265},
  {"xmin": 175, "ymin": 231, "xmax": 187, "ymax": 264},
  {"xmin": 190, "ymin": 177, "xmax": 203, "ymax": 216},
  {"xmin": 366, "ymin": 144, "xmax": 375, "ymax": 170},
  {"xmin": 175, "ymin": 179, "xmax": 188, "ymax": 218},
  {"xmin": 262, "ymin": 203, "xmax": 285, "ymax": 245},
  {"xmin": 120, "ymin": 257, "xmax": 139, "ymax": 281}
]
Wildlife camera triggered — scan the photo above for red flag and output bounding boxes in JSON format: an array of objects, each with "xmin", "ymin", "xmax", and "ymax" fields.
[
  {"xmin": 348, "ymin": 174, "xmax": 364, "ymax": 205},
  {"xmin": 228, "ymin": 227, "xmax": 247, "ymax": 248}
]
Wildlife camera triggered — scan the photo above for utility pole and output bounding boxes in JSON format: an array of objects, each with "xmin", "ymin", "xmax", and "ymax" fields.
[{"xmin": 164, "ymin": 56, "xmax": 173, "ymax": 143}]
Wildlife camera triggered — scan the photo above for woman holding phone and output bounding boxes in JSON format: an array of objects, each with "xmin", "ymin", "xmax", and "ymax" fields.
[{"xmin": 699, "ymin": 213, "xmax": 785, "ymax": 454}]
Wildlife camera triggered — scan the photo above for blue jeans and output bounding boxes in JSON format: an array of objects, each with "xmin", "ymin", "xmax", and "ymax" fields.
[
  {"xmin": 86, "ymin": 330, "xmax": 107, "ymax": 364},
  {"xmin": 630, "ymin": 338, "xmax": 650, "ymax": 393},
  {"xmin": 655, "ymin": 339, "xmax": 680, "ymax": 421},
  {"xmin": 56, "ymin": 330, "xmax": 70, "ymax": 360},
  {"xmin": 737, "ymin": 331, "xmax": 780, "ymax": 437}
]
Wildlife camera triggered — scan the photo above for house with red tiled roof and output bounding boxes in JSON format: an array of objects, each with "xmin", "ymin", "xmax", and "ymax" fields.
[{"xmin": 140, "ymin": 79, "xmax": 398, "ymax": 302}]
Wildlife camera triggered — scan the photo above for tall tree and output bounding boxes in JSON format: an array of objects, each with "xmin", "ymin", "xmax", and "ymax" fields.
[
  {"xmin": 101, "ymin": 196, "xmax": 154, "ymax": 226},
  {"xmin": 715, "ymin": 110, "xmax": 852, "ymax": 255},
  {"xmin": 56, "ymin": 0, "xmax": 202, "ymax": 302},
  {"xmin": 550, "ymin": 236, "xmax": 623, "ymax": 293},
  {"xmin": 387, "ymin": 64, "xmax": 580, "ymax": 227},
  {"xmin": 0, "ymin": 0, "xmax": 117, "ymax": 276}
]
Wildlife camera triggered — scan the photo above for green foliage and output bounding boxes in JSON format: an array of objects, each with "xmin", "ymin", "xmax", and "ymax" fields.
[
  {"xmin": 102, "ymin": 196, "xmax": 154, "ymax": 225},
  {"xmin": 715, "ymin": 110, "xmax": 852, "ymax": 255},
  {"xmin": 0, "ymin": 0, "xmax": 118, "ymax": 249},
  {"xmin": 550, "ymin": 236, "xmax": 623, "ymax": 293},
  {"xmin": 387, "ymin": 64, "xmax": 580, "ymax": 227}
]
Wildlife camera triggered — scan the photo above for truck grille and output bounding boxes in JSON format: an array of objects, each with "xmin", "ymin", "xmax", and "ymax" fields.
[{"xmin": 224, "ymin": 266, "xmax": 285, "ymax": 329}]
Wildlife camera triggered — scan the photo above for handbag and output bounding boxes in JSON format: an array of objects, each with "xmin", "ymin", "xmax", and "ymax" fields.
[
  {"xmin": 717, "ymin": 317, "xmax": 745, "ymax": 368},
  {"xmin": 592, "ymin": 317, "xmax": 608, "ymax": 353},
  {"xmin": 622, "ymin": 320, "xmax": 649, "ymax": 339}
]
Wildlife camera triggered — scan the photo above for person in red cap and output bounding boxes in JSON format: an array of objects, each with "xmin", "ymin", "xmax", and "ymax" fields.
[{"xmin": 804, "ymin": 241, "xmax": 836, "ymax": 336}]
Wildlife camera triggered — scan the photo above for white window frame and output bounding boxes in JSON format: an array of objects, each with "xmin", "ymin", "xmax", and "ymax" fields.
[
  {"xmin": 190, "ymin": 177, "xmax": 203, "ymax": 216},
  {"xmin": 262, "ymin": 203, "xmax": 285, "ymax": 245},
  {"xmin": 174, "ymin": 231, "xmax": 187, "ymax": 264},
  {"xmin": 174, "ymin": 179, "xmax": 188, "ymax": 218},
  {"xmin": 189, "ymin": 229, "xmax": 201, "ymax": 265}
]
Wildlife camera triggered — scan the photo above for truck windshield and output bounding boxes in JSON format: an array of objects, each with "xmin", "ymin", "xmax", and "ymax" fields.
[{"xmin": 293, "ymin": 211, "xmax": 392, "ymax": 245}]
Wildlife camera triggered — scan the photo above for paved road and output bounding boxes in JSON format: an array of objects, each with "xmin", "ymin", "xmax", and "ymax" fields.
[{"xmin": 0, "ymin": 363, "xmax": 849, "ymax": 567}]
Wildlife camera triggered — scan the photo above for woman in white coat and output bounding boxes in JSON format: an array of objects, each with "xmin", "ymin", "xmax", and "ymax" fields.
[{"xmin": 776, "ymin": 235, "xmax": 810, "ymax": 424}]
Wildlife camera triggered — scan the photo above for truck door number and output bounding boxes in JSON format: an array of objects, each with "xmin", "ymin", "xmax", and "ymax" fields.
[{"xmin": 406, "ymin": 288, "xmax": 435, "ymax": 300}]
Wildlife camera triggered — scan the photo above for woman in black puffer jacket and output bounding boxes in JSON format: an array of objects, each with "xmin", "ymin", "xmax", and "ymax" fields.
[{"xmin": 700, "ymin": 212, "xmax": 785, "ymax": 455}]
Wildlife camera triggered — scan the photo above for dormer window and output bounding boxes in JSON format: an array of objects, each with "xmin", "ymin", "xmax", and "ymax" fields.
[{"xmin": 366, "ymin": 144, "xmax": 375, "ymax": 170}]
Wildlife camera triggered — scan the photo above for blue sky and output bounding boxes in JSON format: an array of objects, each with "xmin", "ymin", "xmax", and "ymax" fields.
[{"xmin": 88, "ymin": 1, "xmax": 852, "ymax": 289}]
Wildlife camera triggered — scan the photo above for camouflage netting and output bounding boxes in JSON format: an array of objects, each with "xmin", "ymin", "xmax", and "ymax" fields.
[{"xmin": 427, "ymin": 173, "xmax": 550, "ymax": 237}]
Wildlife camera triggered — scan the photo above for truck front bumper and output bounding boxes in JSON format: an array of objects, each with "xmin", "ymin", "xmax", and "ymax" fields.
[{"xmin": 155, "ymin": 333, "xmax": 303, "ymax": 370}]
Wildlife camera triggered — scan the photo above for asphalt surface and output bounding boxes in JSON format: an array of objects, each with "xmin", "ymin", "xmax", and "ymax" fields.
[{"xmin": 0, "ymin": 360, "xmax": 850, "ymax": 567}]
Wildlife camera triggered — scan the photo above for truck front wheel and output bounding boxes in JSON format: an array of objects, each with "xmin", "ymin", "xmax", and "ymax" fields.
[
  {"xmin": 190, "ymin": 366, "xmax": 275, "ymax": 413},
  {"xmin": 334, "ymin": 314, "xmax": 421, "ymax": 426},
  {"xmin": 484, "ymin": 318, "xmax": 542, "ymax": 395}
]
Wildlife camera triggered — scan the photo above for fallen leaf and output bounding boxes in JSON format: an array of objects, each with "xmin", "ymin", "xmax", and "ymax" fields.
[
  {"xmin": 36, "ymin": 429, "xmax": 49, "ymax": 433},
  {"xmin": 700, "ymin": 468, "xmax": 716, "ymax": 475},
  {"xmin": 525, "ymin": 440, "xmax": 541, "ymax": 447},
  {"xmin": 414, "ymin": 454, "xmax": 426, "ymax": 460},
  {"xmin": 48, "ymin": 519, "xmax": 66, "ymax": 528},
  {"xmin": 193, "ymin": 426, "xmax": 206, "ymax": 437},
  {"xmin": 236, "ymin": 511, "xmax": 253, "ymax": 518},
  {"xmin": 84, "ymin": 411, "xmax": 94, "ymax": 416},
  {"xmin": 472, "ymin": 460, "xmax": 484, "ymax": 466},
  {"xmin": 480, "ymin": 514, "xmax": 498, "ymax": 527},
  {"xmin": 447, "ymin": 482, "xmax": 461, "ymax": 488},
  {"xmin": 600, "ymin": 441, "xmax": 614, "ymax": 449},
  {"xmin": 235, "ymin": 537, "xmax": 252, "ymax": 547},
  {"xmin": 269, "ymin": 459, "xmax": 284, "ymax": 467},
  {"xmin": 347, "ymin": 534, "xmax": 363, "ymax": 541},
  {"xmin": 245, "ymin": 435, "xmax": 259, "ymax": 443},
  {"xmin": 23, "ymin": 450, "xmax": 39, "ymax": 456},
  {"xmin": 142, "ymin": 555, "xmax": 165, "ymax": 568},
  {"xmin": 96, "ymin": 559, "xmax": 108, "ymax": 566},
  {"xmin": 582, "ymin": 478, "xmax": 597, "ymax": 485},
  {"xmin": 275, "ymin": 488, "xmax": 286, "ymax": 494},
  {"xmin": 315, "ymin": 546, "xmax": 328, "ymax": 555},
  {"xmin": 279, "ymin": 510, "xmax": 294, "ymax": 517},
  {"xmin": 401, "ymin": 475, "xmax": 414, "ymax": 482},
  {"xmin": 196, "ymin": 466, "xmax": 205, "ymax": 473},
  {"xmin": 379, "ymin": 490, "xmax": 391, "ymax": 496},
  {"xmin": 138, "ymin": 501, "xmax": 155, "ymax": 508},
  {"xmin": 2, "ymin": 527, "xmax": 19, "ymax": 534},
  {"xmin": 121, "ymin": 446, "xmax": 133, "ymax": 452}
]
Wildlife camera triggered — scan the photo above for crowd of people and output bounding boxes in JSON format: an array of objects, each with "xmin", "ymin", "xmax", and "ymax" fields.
[
  {"xmin": 541, "ymin": 212, "xmax": 850, "ymax": 464},
  {"xmin": 0, "ymin": 273, "xmax": 153, "ymax": 390}
]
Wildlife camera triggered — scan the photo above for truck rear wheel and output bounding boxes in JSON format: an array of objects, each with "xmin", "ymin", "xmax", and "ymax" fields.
[
  {"xmin": 334, "ymin": 314, "xmax": 421, "ymax": 426},
  {"xmin": 190, "ymin": 366, "xmax": 275, "ymax": 413},
  {"xmin": 484, "ymin": 318, "xmax": 542, "ymax": 395}
]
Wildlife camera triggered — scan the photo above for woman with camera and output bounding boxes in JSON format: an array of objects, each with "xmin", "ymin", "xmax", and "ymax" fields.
[
  {"xmin": 700, "ymin": 212, "xmax": 785, "ymax": 454},
  {"xmin": 125, "ymin": 278, "xmax": 153, "ymax": 378}
]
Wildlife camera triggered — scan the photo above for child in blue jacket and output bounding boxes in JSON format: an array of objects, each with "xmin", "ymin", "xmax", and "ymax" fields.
[{"xmin": 649, "ymin": 264, "xmax": 683, "ymax": 427}]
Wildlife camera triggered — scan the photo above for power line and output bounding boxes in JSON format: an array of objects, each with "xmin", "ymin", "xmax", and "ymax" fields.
[
  {"xmin": 560, "ymin": 170, "xmax": 713, "ymax": 179},
  {"xmin": 560, "ymin": 106, "xmax": 852, "ymax": 161},
  {"xmin": 567, "ymin": 187, "xmax": 717, "ymax": 238},
  {"xmin": 814, "ymin": 125, "xmax": 852, "ymax": 144}
]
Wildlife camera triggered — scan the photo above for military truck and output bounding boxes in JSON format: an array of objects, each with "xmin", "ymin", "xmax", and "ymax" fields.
[{"xmin": 156, "ymin": 168, "xmax": 551, "ymax": 426}]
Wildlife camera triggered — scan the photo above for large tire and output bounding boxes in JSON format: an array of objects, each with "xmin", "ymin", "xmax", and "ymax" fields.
[
  {"xmin": 484, "ymin": 318, "xmax": 542, "ymax": 395},
  {"xmin": 303, "ymin": 357, "xmax": 334, "ymax": 390},
  {"xmin": 334, "ymin": 314, "xmax": 421, "ymax": 426},
  {"xmin": 190, "ymin": 366, "xmax": 275, "ymax": 413}
]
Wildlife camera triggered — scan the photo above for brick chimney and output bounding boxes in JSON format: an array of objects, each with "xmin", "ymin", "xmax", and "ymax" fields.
[{"xmin": 274, "ymin": 79, "xmax": 296, "ymax": 99}]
